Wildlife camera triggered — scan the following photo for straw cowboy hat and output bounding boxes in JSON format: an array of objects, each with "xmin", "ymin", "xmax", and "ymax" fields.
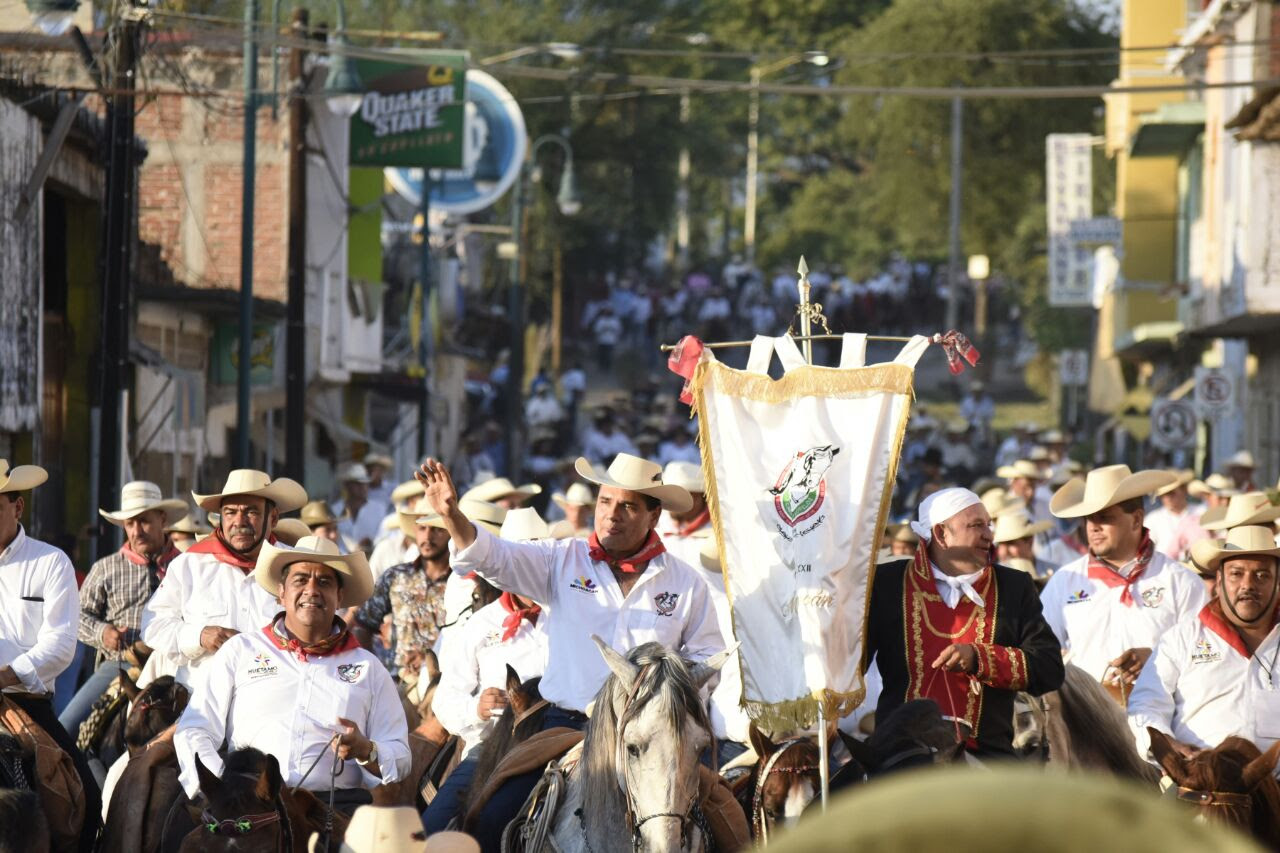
[
  {"xmin": 1040, "ymin": 429, "xmax": 1066, "ymax": 444},
  {"xmin": 996, "ymin": 460, "xmax": 1045, "ymax": 482},
  {"xmin": 551, "ymin": 482, "xmax": 595, "ymax": 510},
  {"xmin": 1189, "ymin": 525, "xmax": 1280, "ymax": 573},
  {"xmin": 300, "ymin": 500, "xmax": 341, "ymax": 528},
  {"xmin": 1200, "ymin": 491, "xmax": 1280, "ymax": 531},
  {"xmin": 573, "ymin": 453, "xmax": 693, "ymax": 513},
  {"xmin": 1226, "ymin": 450, "xmax": 1256, "ymax": 469},
  {"xmin": 993, "ymin": 511, "xmax": 1053, "ymax": 545},
  {"xmin": 981, "ymin": 488, "xmax": 1026, "ymax": 519},
  {"xmin": 0, "ymin": 459, "xmax": 47, "ymax": 495},
  {"xmin": 390, "ymin": 479, "xmax": 425, "ymax": 507},
  {"xmin": 1049, "ymin": 465, "xmax": 1177, "ymax": 519},
  {"xmin": 462, "ymin": 477, "xmax": 541, "ymax": 505},
  {"xmin": 1027, "ymin": 446, "xmax": 1051, "ymax": 464},
  {"xmin": 362, "ymin": 452, "xmax": 394, "ymax": 470},
  {"xmin": 1155, "ymin": 469, "xmax": 1196, "ymax": 497},
  {"xmin": 339, "ymin": 463, "xmax": 371, "ymax": 485},
  {"xmin": 99, "ymin": 481, "xmax": 188, "ymax": 526},
  {"xmin": 271, "ymin": 518, "xmax": 312, "ymax": 546},
  {"xmin": 256, "ymin": 534, "xmax": 373, "ymax": 607},
  {"xmin": 404, "ymin": 496, "xmax": 506, "ymax": 538},
  {"xmin": 192, "ymin": 469, "xmax": 308, "ymax": 514},
  {"xmin": 164, "ymin": 513, "xmax": 211, "ymax": 536},
  {"xmin": 500, "ymin": 507, "xmax": 550, "ymax": 542},
  {"xmin": 662, "ymin": 461, "xmax": 705, "ymax": 494},
  {"xmin": 892, "ymin": 525, "xmax": 920, "ymax": 545},
  {"xmin": 305, "ymin": 805, "xmax": 456, "ymax": 853}
]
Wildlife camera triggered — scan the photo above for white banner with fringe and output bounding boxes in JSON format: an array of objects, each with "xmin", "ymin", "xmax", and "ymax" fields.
[{"xmin": 691, "ymin": 333, "xmax": 926, "ymax": 730}]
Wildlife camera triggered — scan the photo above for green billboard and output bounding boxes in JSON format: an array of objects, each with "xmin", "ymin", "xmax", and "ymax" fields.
[{"xmin": 349, "ymin": 50, "xmax": 467, "ymax": 168}]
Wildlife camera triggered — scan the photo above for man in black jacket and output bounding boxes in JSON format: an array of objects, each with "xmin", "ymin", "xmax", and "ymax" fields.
[{"xmin": 865, "ymin": 487, "xmax": 1064, "ymax": 757}]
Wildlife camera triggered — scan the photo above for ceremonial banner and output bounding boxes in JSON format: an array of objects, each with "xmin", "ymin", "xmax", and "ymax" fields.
[{"xmin": 691, "ymin": 333, "xmax": 927, "ymax": 729}]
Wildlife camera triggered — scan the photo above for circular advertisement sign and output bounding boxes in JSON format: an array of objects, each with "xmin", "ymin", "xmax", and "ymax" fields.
[{"xmin": 385, "ymin": 69, "xmax": 527, "ymax": 215}]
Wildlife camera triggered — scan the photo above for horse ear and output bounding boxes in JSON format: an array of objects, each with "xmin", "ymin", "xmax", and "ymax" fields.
[
  {"xmin": 748, "ymin": 723, "xmax": 776, "ymax": 758},
  {"xmin": 1146, "ymin": 728, "xmax": 1187, "ymax": 779},
  {"xmin": 1243, "ymin": 739, "xmax": 1280, "ymax": 790},
  {"xmin": 194, "ymin": 753, "xmax": 222, "ymax": 799},
  {"xmin": 591, "ymin": 635, "xmax": 638, "ymax": 690},
  {"xmin": 118, "ymin": 671, "xmax": 141, "ymax": 702},
  {"xmin": 689, "ymin": 642, "xmax": 739, "ymax": 690},
  {"xmin": 255, "ymin": 753, "xmax": 283, "ymax": 802},
  {"xmin": 422, "ymin": 649, "xmax": 441, "ymax": 685},
  {"xmin": 505, "ymin": 664, "xmax": 522, "ymax": 694},
  {"xmin": 175, "ymin": 685, "xmax": 191, "ymax": 715},
  {"xmin": 842, "ymin": 733, "xmax": 876, "ymax": 771}
]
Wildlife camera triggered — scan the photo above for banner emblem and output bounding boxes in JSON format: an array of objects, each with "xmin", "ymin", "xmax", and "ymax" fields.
[{"xmin": 769, "ymin": 445, "xmax": 840, "ymax": 527}]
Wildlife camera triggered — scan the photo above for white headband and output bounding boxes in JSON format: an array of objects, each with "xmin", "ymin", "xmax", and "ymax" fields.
[{"xmin": 910, "ymin": 487, "xmax": 983, "ymax": 542}]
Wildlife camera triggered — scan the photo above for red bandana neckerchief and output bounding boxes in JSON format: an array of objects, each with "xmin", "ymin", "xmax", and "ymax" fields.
[
  {"xmin": 262, "ymin": 613, "xmax": 359, "ymax": 662},
  {"xmin": 587, "ymin": 530, "xmax": 666, "ymax": 574},
  {"xmin": 499, "ymin": 591, "xmax": 541, "ymax": 642},
  {"xmin": 675, "ymin": 509, "xmax": 710, "ymax": 537},
  {"xmin": 1086, "ymin": 532, "xmax": 1155, "ymax": 607},
  {"xmin": 119, "ymin": 543, "xmax": 180, "ymax": 582},
  {"xmin": 1198, "ymin": 599, "xmax": 1280, "ymax": 660},
  {"xmin": 188, "ymin": 530, "xmax": 276, "ymax": 573}
]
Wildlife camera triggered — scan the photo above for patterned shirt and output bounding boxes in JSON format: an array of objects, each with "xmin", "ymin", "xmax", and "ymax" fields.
[
  {"xmin": 356, "ymin": 560, "xmax": 448, "ymax": 677},
  {"xmin": 78, "ymin": 548, "xmax": 167, "ymax": 662}
]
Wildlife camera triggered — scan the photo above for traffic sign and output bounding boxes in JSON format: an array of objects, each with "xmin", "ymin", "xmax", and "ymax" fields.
[
  {"xmin": 1059, "ymin": 349, "xmax": 1089, "ymax": 386},
  {"xmin": 1150, "ymin": 398, "xmax": 1198, "ymax": 451},
  {"xmin": 1194, "ymin": 367, "xmax": 1235, "ymax": 421}
]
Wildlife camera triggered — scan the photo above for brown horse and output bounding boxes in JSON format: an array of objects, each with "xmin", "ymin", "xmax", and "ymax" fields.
[
  {"xmin": 459, "ymin": 664, "xmax": 547, "ymax": 833},
  {"xmin": 1149, "ymin": 728, "xmax": 1280, "ymax": 849},
  {"xmin": 731, "ymin": 724, "xmax": 821, "ymax": 842},
  {"xmin": 373, "ymin": 650, "xmax": 450, "ymax": 809},
  {"xmin": 1042, "ymin": 664, "xmax": 1160, "ymax": 784}
]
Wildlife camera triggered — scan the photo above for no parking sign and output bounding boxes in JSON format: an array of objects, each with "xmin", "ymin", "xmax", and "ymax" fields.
[{"xmin": 1151, "ymin": 398, "xmax": 1197, "ymax": 451}]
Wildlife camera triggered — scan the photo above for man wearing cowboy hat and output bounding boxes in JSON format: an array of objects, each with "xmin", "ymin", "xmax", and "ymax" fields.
[
  {"xmin": 997, "ymin": 459, "xmax": 1050, "ymax": 523},
  {"xmin": 165, "ymin": 513, "xmax": 211, "ymax": 553},
  {"xmin": 369, "ymin": 479, "xmax": 427, "ymax": 581},
  {"xmin": 993, "ymin": 510, "xmax": 1055, "ymax": 577},
  {"xmin": 461, "ymin": 476, "xmax": 541, "ymax": 511},
  {"xmin": 302, "ymin": 499, "xmax": 356, "ymax": 554},
  {"xmin": 1040, "ymin": 465, "xmax": 1208, "ymax": 689},
  {"xmin": 335, "ymin": 463, "xmax": 384, "ymax": 552},
  {"xmin": 416, "ymin": 452, "xmax": 724, "ymax": 848},
  {"xmin": 654, "ymin": 461, "xmax": 713, "ymax": 568},
  {"xmin": 1128, "ymin": 526, "xmax": 1280, "ymax": 761},
  {"xmin": 865, "ymin": 487, "xmax": 1064, "ymax": 756},
  {"xmin": 363, "ymin": 452, "xmax": 396, "ymax": 514},
  {"xmin": 547, "ymin": 482, "xmax": 595, "ymax": 539},
  {"xmin": 142, "ymin": 469, "xmax": 307, "ymax": 687},
  {"xmin": 58, "ymin": 482, "xmax": 188, "ymax": 734},
  {"xmin": 1225, "ymin": 450, "xmax": 1259, "ymax": 493},
  {"xmin": 1144, "ymin": 470, "xmax": 1210, "ymax": 562},
  {"xmin": 174, "ymin": 536, "xmax": 409, "ymax": 804}
]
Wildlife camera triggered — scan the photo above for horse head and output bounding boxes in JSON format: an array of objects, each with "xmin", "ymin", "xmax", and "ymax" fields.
[
  {"xmin": 183, "ymin": 749, "xmax": 293, "ymax": 852},
  {"xmin": 745, "ymin": 724, "xmax": 820, "ymax": 840},
  {"xmin": 844, "ymin": 699, "xmax": 966, "ymax": 776},
  {"xmin": 582, "ymin": 636, "xmax": 732, "ymax": 852},
  {"xmin": 123, "ymin": 676, "xmax": 190, "ymax": 757}
]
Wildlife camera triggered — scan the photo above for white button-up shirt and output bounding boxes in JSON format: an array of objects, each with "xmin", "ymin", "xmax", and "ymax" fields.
[
  {"xmin": 1144, "ymin": 506, "xmax": 1210, "ymax": 561},
  {"xmin": 335, "ymin": 500, "xmax": 385, "ymax": 548},
  {"xmin": 175, "ymin": 629, "xmax": 409, "ymax": 798},
  {"xmin": 1128, "ymin": 607, "xmax": 1280, "ymax": 760},
  {"xmin": 1040, "ymin": 551, "xmax": 1207, "ymax": 682},
  {"xmin": 141, "ymin": 548, "xmax": 282, "ymax": 687},
  {"xmin": 432, "ymin": 598, "xmax": 549, "ymax": 758},
  {"xmin": 450, "ymin": 526, "xmax": 725, "ymax": 714},
  {"xmin": 0, "ymin": 527, "xmax": 77, "ymax": 694}
]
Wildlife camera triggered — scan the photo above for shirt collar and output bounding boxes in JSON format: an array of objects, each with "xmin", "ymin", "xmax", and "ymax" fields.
[{"xmin": 0, "ymin": 525, "xmax": 27, "ymax": 564}]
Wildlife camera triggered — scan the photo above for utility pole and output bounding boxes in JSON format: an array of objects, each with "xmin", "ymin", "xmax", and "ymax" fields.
[
  {"xmin": 416, "ymin": 175, "xmax": 432, "ymax": 460},
  {"xmin": 284, "ymin": 7, "xmax": 309, "ymax": 483},
  {"xmin": 505, "ymin": 169, "xmax": 525, "ymax": 478},
  {"xmin": 945, "ymin": 93, "xmax": 963, "ymax": 333},
  {"xmin": 94, "ymin": 8, "xmax": 140, "ymax": 562},
  {"xmin": 236, "ymin": 0, "xmax": 259, "ymax": 468},
  {"xmin": 744, "ymin": 68, "xmax": 760, "ymax": 262}
]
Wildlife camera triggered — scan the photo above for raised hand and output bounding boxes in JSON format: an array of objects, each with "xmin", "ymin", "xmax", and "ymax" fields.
[{"xmin": 416, "ymin": 458, "xmax": 459, "ymax": 517}]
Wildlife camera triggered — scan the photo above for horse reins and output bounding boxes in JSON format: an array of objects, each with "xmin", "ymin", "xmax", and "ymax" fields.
[{"xmin": 750, "ymin": 738, "xmax": 820, "ymax": 844}]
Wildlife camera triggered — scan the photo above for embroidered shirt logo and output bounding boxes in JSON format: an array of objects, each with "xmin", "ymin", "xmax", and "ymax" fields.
[
  {"xmin": 654, "ymin": 591, "xmax": 679, "ymax": 616},
  {"xmin": 248, "ymin": 653, "xmax": 278, "ymax": 678},
  {"xmin": 768, "ymin": 445, "xmax": 840, "ymax": 527},
  {"xmin": 1141, "ymin": 587, "xmax": 1165, "ymax": 609},
  {"xmin": 570, "ymin": 575, "xmax": 598, "ymax": 594},
  {"xmin": 1191, "ymin": 639, "xmax": 1222, "ymax": 664},
  {"xmin": 1065, "ymin": 589, "xmax": 1090, "ymax": 604},
  {"xmin": 336, "ymin": 663, "xmax": 366, "ymax": 684}
]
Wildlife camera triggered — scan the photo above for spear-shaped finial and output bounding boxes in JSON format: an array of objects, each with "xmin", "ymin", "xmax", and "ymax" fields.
[{"xmin": 797, "ymin": 256, "xmax": 809, "ymax": 279}]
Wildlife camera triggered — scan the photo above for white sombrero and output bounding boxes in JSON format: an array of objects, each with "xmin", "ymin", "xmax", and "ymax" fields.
[
  {"xmin": 996, "ymin": 460, "xmax": 1045, "ymax": 481},
  {"xmin": 1189, "ymin": 525, "xmax": 1280, "ymax": 573},
  {"xmin": 271, "ymin": 518, "xmax": 312, "ymax": 546},
  {"xmin": 573, "ymin": 454, "xmax": 693, "ymax": 513},
  {"xmin": 1199, "ymin": 491, "xmax": 1280, "ymax": 531},
  {"xmin": 1155, "ymin": 469, "xmax": 1196, "ymax": 497},
  {"xmin": 0, "ymin": 459, "xmax": 47, "ymax": 495},
  {"xmin": 1049, "ymin": 465, "xmax": 1177, "ymax": 519},
  {"xmin": 981, "ymin": 488, "xmax": 1026, "ymax": 519},
  {"xmin": 338, "ymin": 463, "xmax": 371, "ymax": 484},
  {"xmin": 551, "ymin": 482, "xmax": 596, "ymax": 510},
  {"xmin": 462, "ymin": 477, "xmax": 541, "ymax": 505},
  {"xmin": 1226, "ymin": 450, "xmax": 1256, "ymax": 469},
  {"xmin": 390, "ymin": 479, "xmax": 425, "ymax": 507},
  {"xmin": 255, "ymin": 535, "xmax": 374, "ymax": 607},
  {"xmin": 306, "ymin": 804, "xmax": 443, "ymax": 853},
  {"xmin": 993, "ymin": 511, "xmax": 1053, "ymax": 545},
  {"xmin": 407, "ymin": 498, "xmax": 507, "ymax": 538},
  {"xmin": 661, "ymin": 461, "xmax": 705, "ymax": 494},
  {"xmin": 192, "ymin": 469, "xmax": 308, "ymax": 514},
  {"xmin": 165, "ymin": 513, "xmax": 212, "ymax": 536},
  {"xmin": 500, "ymin": 507, "xmax": 551, "ymax": 542},
  {"xmin": 99, "ymin": 481, "xmax": 189, "ymax": 526}
]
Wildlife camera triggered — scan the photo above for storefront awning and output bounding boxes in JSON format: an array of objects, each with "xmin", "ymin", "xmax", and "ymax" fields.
[{"xmin": 1129, "ymin": 102, "xmax": 1206, "ymax": 158}]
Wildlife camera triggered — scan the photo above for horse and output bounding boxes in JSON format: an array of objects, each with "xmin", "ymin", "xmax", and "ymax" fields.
[
  {"xmin": 1041, "ymin": 664, "xmax": 1159, "ymax": 784},
  {"xmin": 373, "ymin": 649, "xmax": 450, "ymax": 809},
  {"xmin": 182, "ymin": 748, "xmax": 349, "ymax": 853},
  {"xmin": 459, "ymin": 664, "xmax": 547, "ymax": 832},
  {"xmin": 531, "ymin": 638, "xmax": 730, "ymax": 853},
  {"xmin": 731, "ymin": 724, "xmax": 820, "ymax": 842},
  {"xmin": 1149, "ymin": 728, "xmax": 1280, "ymax": 848}
]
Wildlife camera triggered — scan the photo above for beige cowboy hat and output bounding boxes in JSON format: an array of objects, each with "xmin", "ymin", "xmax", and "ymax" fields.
[
  {"xmin": 573, "ymin": 453, "xmax": 693, "ymax": 513},
  {"xmin": 164, "ymin": 513, "xmax": 211, "ymax": 536},
  {"xmin": 1004, "ymin": 557, "xmax": 1037, "ymax": 576},
  {"xmin": 99, "ymin": 481, "xmax": 188, "ymax": 526},
  {"xmin": 362, "ymin": 452, "xmax": 394, "ymax": 470},
  {"xmin": 255, "ymin": 534, "xmax": 373, "ymax": 607},
  {"xmin": 500, "ymin": 507, "xmax": 551, "ymax": 542},
  {"xmin": 981, "ymin": 488, "xmax": 1026, "ymax": 519},
  {"xmin": 993, "ymin": 511, "xmax": 1053, "ymax": 545},
  {"xmin": 390, "ymin": 479, "xmax": 425, "ymax": 506},
  {"xmin": 272, "ymin": 518, "xmax": 312, "ymax": 546},
  {"xmin": 1039, "ymin": 429, "xmax": 1066, "ymax": 444},
  {"xmin": 1049, "ymin": 465, "xmax": 1177, "ymax": 519},
  {"xmin": 192, "ymin": 469, "xmax": 308, "ymax": 514},
  {"xmin": 305, "ymin": 805, "xmax": 446, "ymax": 853},
  {"xmin": 891, "ymin": 525, "xmax": 920, "ymax": 545},
  {"xmin": 300, "ymin": 500, "xmax": 341, "ymax": 528},
  {"xmin": 698, "ymin": 537, "xmax": 722, "ymax": 573},
  {"xmin": 1189, "ymin": 525, "xmax": 1280, "ymax": 573},
  {"xmin": 462, "ymin": 477, "xmax": 541, "ymax": 505},
  {"xmin": 548, "ymin": 518, "xmax": 587, "ymax": 540},
  {"xmin": 1226, "ymin": 450, "xmax": 1256, "ymax": 469},
  {"xmin": 661, "ymin": 461, "xmax": 705, "ymax": 494},
  {"xmin": 1200, "ymin": 491, "xmax": 1280, "ymax": 531},
  {"xmin": 551, "ymin": 482, "xmax": 596, "ymax": 510},
  {"xmin": 1155, "ymin": 469, "xmax": 1196, "ymax": 497},
  {"xmin": 996, "ymin": 460, "xmax": 1045, "ymax": 482},
  {"xmin": 408, "ymin": 498, "xmax": 506, "ymax": 538},
  {"xmin": 0, "ymin": 459, "xmax": 47, "ymax": 495},
  {"xmin": 338, "ymin": 462, "xmax": 371, "ymax": 484},
  {"xmin": 1027, "ymin": 446, "xmax": 1051, "ymax": 463}
]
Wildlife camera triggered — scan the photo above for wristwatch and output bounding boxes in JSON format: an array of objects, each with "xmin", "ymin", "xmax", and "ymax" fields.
[{"xmin": 356, "ymin": 742, "xmax": 378, "ymax": 767}]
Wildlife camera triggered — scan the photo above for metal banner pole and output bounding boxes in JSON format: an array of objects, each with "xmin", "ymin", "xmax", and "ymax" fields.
[
  {"xmin": 797, "ymin": 256, "xmax": 813, "ymax": 364},
  {"xmin": 817, "ymin": 703, "xmax": 830, "ymax": 811}
]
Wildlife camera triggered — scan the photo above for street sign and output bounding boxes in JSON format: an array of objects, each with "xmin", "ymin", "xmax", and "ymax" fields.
[
  {"xmin": 1059, "ymin": 349, "xmax": 1089, "ymax": 386},
  {"xmin": 349, "ymin": 51, "xmax": 468, "ymax": 168},
  {"xmin": 1150, "ymin": 398, "xmax": 1198, "ymax": 451},
  {"xmin": 1194, "ymin": 367, "xmax": 1235, "ymax": 421},
  {"xmin": 1068, "ymin": 217, "xmax": 1121, "ymax": 246},
  {"xmin": 1045, "ymin": 133, "xmax": 1094, "ymax": 307}
]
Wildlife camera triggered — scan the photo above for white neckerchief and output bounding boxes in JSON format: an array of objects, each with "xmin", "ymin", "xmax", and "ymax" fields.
[{"xmin": 930, "ymin": 563, "xmax": 985, "ymax": 609}]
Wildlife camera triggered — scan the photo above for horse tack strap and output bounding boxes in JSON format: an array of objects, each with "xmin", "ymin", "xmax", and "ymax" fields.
[
  {"xmin": 513, "ymin": 698, "xmax": 551, "ymax": 729},
  {"xmin": 201, "ymin": 808, "xmax": 281, "ymax": 835},
  {"xmin": 1175, "ymin": 787, "xmax": 1254, "ymax": 808}
]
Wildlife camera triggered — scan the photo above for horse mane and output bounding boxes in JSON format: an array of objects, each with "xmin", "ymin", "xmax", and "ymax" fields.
[
  {"xmin": 1046, "ymin": 664, "xmax": 1158, "ymax": 784},
  {"xmin": 580, "ymin": 642, "xmax": 711, "ymax": 846}
]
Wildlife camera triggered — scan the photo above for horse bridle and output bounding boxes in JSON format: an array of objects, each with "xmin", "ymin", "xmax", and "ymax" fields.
[
  {"xmin": 200, "ymin": 772, "xmax": 294, "ymax": 852},
  {"xmin": 749, "ymin": 737, "xmax": 820, "ymax": 843},
  {"xmin": 1174, "ymin": 785, "xmax": 1254, "ymax": 814}
]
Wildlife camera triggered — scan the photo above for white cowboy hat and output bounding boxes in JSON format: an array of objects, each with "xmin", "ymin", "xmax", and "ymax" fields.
[
  {"xmin": 1049, "ymin": 465, "xmax": 1176, "ymax": 519},
  {"xmin": 271, "ymin": 518, "xmax": 312, "ymax": 546},
  {"xmin": 390, "ymin": 479, "xmax": 425, "ymax": 506},
  {"xmin": 305, "ymin": 805, "xmax": 445, "ymax": 853},
  {"xmin": 462, "ymin": 477, "xmax": 541, "ymax": 504},
  {"xmin": 500, "ymin": 507, "xmax": 551, "ymax": 542},
  {"xmin": 980, "ymin": 488, "xmax": 1026, "ymax": 519},
  {"xmin": 1199, "ymin": 491, "xmax": 1280, "ymax": 531},
  {"xmin": 1226, "ymin": 450, "xmax": 1256, "ymax": 469},
  {"xmin": 1155, "ymin": 469, "xmax": 1196, "ymax": 497},
  {"xmin": 993, "ymin": 511, "xmax": 1053, "ymax": 545},
  {"xmin": 551, "ymin": 482, "xmax": 596, "ymax": 510},
  {"xmin": 409, "ymin": 498, "xmax": 507, "ymax": 538},
  {"xmin": 661, "ymin": 461, "xmax": 705, "ymax": 494},
  {"xmin": 1004, "ymin": 557, "xmax": 1037, "ymax": 576},
  {"xmin": 698, "ymin": 537, "xmax": 722, "ymax": 573},
  {"xmin": 362, "ymin": 452, "xmax": 394, "ymax": 470},
  {"xmin": 996, "ymin": 460, "xmax": 1045, "ymax": 481},
  {"xmin": 892, "ymin": 525, "xmax": 920, "ymax": 545},
  {"xmin": 0, "ymin": 459, "xmax": 47, "ymax": 495},
  {"xmin": 1027, "ymin": 446, "xmax": 1051, "ymax": 463},
  {"xmin": 339, "ymin": 463, "xmax": 371, "ymax": 484},
  {"xmin": 164, "ymin": 513, "xmax": 211, "ymax": 536},
  {"xmin": 300, "ymin": 500, "xmax": 341, "ymax": 528},
  {"xmin": 548, "ymin": 518, "xmax": 587, "ymax": 540},
  {"xmin": 255, "ymin": 534, "xmax": 373, "ymax": 607},
  {"xmin": 99, "ymin": 481, "xmax": 189, "ymax": 526},
  {"xmin": 192, "ymin": 469, "xmax": 308, "ymax": 514},
  {"xmin": 1039, "ymin": 429, "xmax": 1066, "ymax": 444},
  {"xmin": 1189, "ymin": 525, "xmax": 1280, "ymax": 573},
  {"xmin": 573, "ymin": 454, "xmax": 693, "ymax": 513}
]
